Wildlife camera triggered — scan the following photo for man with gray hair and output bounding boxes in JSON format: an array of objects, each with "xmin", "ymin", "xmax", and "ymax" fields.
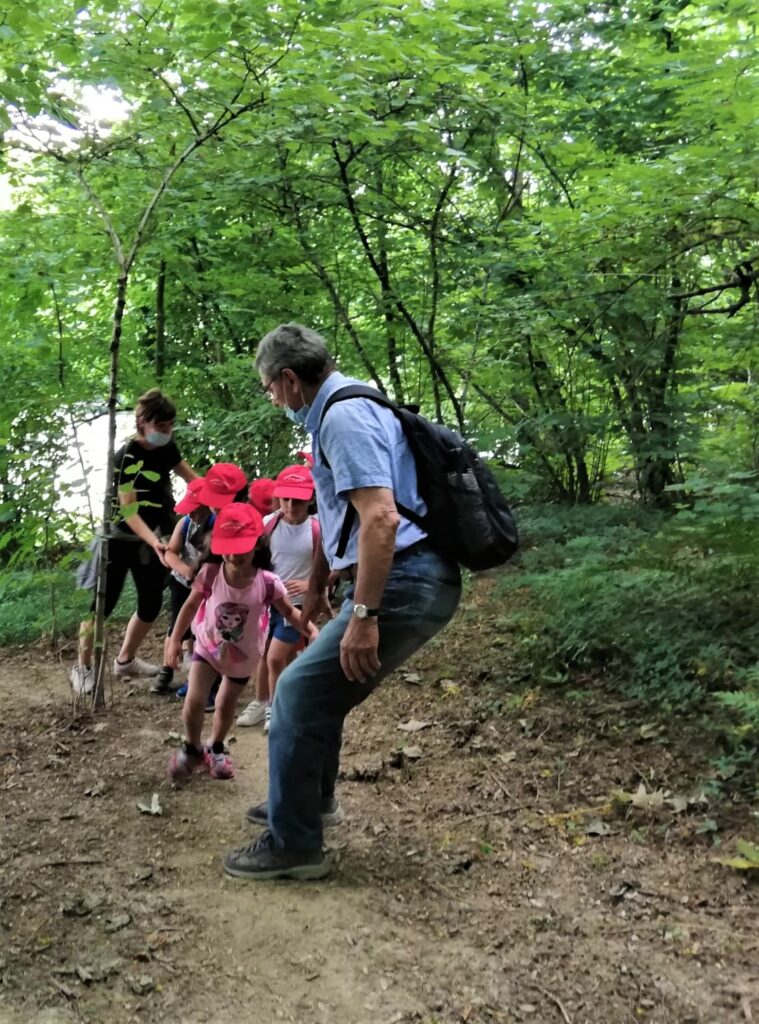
[{"xmin": 223, "ymin": 323, "xmax": 462, "ymax": 880}]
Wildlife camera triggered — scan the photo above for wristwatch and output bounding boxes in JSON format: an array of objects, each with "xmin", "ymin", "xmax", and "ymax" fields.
[{"xmin": 352, "ymin": 603, "xmax": 380, "ymax": 620}]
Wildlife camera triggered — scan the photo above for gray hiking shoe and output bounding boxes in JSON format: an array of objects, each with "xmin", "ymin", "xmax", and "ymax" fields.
[
  {"xmin": 246, "ymin": 797, "xmax": 345, "ymax": 829},
  {"xmin": 113, "ymin": 656, "xmax": 160, "ymax": 679},
  {"xmin": 223, "ymin": 831, "xmax": 330, "ymax": 882}
]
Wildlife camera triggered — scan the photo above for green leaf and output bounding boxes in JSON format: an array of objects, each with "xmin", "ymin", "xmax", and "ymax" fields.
[{"xmin": 735, "ymin": 839, "xmax": 759, "ymax": 864}]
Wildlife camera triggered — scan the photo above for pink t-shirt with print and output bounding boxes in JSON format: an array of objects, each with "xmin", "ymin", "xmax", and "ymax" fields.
[{"xmin": 191, "ymin": 563, "xmax": 286, "ymax": 677}]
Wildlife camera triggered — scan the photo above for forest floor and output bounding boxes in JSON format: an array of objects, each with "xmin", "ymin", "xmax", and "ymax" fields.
[{"xmin": 0, "ymin": 578, "xmax": 757, "ymax": 1024}]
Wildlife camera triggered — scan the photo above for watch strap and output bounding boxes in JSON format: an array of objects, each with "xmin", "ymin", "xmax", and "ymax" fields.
[{"xmin": 353, "ymin": 603, "xmax": 380, "ymax": 618}]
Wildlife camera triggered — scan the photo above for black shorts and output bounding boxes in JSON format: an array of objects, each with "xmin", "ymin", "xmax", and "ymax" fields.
[{"xmin": 89, "ymin": 539, "xmax": 166, "ymax": 622}]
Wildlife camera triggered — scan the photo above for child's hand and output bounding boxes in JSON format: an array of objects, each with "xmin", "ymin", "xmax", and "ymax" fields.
[
  {"xmin": 285, "ymin": 578, "xmax": 309, "ymax": 598},
  {"xmin": 307, "ymin": 622, "xmax": 320, "ymax": 642},
  {"xmin": 166, "ymin": 638, "xmax": 183, "ymax": 670}
]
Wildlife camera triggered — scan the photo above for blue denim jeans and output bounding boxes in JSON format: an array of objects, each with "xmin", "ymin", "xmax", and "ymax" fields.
[{"xmin": 267, "ymin": 543, "xmax": 462, "ymax": 851}]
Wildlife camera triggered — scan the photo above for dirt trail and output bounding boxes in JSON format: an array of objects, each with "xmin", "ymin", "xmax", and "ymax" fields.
[{"xmin": 0, "ymin": 588, "xmax": 757, "ymax": 1024}]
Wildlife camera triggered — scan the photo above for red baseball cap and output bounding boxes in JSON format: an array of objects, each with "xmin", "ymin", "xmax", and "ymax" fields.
[
  {"xmin": 197, "ymin": 463, "xmax": 247, "ymax": 508},
  {"xmin": 274, "ymin": 464, "xmax": 314, "ymax": 501},
  {"xmin": 248, "ymin": 477, "xmax": 276, "ymax": 516},
  {"xmin": 174, "ymin": 477, "xmax": 206, "ymax": 514},
  {"xmin": 296, "ymin": 450, "xmax": 315, "ymax": 468},
  {"xmin": 211, "ymin": 503, "xmax": 264, "ymax": 555}
]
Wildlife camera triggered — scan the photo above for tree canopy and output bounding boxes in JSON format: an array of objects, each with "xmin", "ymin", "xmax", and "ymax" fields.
[{"xmin": 1, "ymin": 0, "xmax": 757, "ymax": 556}]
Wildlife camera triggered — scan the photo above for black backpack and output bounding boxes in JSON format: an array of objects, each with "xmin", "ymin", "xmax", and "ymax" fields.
[{"xmin": 318, "ymin": 385, "xmax": 518, "ymax": 571}]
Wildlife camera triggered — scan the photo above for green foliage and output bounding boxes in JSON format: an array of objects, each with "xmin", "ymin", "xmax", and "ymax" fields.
[
  {"xmin": 0, "ymin": 0, "xmax": 757, "ymax": 540},
  {"xmin": 503, "ymin": 497, "xmax": 759, "ymax": 781},
  {"xmin": 0, "ymin": 569, "xmax": 134, "ymax": 646},
  {"xmin": 0, "ymin": 0, "xmax": 757, "ymax": 770}
]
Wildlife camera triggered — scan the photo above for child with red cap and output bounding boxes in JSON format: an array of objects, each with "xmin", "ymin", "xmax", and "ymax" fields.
[
  {"xmin": 166, "ymin": 503, "xmax": 317, "ymax": 781},
  {"xmin": 150, "ymin": 478, "xmax": 215, "ymax": 695},
  {"xmin": 237, "ymin": 464, "xmax": 326, "ymax": 732},
  {"xmin": 248, "ymin": 477, "xmax": 276, "ymax": 517},
  {"xmin": 197, "ymin": 463, "xmax": 248, "ymax": 508},
  {"xmin": 154, "ymin": 464, "xmax": 247, "ymax": 698}
]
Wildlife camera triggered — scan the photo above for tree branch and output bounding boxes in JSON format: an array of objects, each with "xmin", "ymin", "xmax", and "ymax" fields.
[
  {"xmin": 76, "ymin": 165, "xmax": 126, "ymax": 268},
  {"xmin": 672, "ymin": 259, "xmax": 758, "ymax": 317}
]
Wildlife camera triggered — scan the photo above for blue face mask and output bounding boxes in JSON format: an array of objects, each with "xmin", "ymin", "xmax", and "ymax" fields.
[
  {"xmin": 145, "ymin": 430, "xmax": 172, "ymax": 447},
  {"xmin": 284, "ymin": 404, "xmax": 310, "ymax": 426}
]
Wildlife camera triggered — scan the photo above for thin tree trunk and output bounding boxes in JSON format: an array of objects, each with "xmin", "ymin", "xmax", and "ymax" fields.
[
  {"xmin": 91, "ymin": 272, "xmax": 127, "ymax": 709},
  {"xmin": 373, "ymin": 166, "xmax": 404, "ymax": 402},
  {"xmin": 155, "ymin": 260, "xmax": 166, "ymax": 381}
]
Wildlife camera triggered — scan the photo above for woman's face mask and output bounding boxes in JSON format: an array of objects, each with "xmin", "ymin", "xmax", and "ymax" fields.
[
  {"xmin": 145, "ymin": 430, "xmax": 173, "ymax": 447},
  {"xmin": 139, "ymin": 415, "xmax": 174, "ymax": 446}
]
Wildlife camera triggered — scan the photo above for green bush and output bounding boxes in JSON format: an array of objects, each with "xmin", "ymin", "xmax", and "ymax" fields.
[
  {"xmin": 503, "ymin": 489, "xmax": 759, "ymax": 773},
  {"xmin": 0, "ymin": 569, "xmax": 136, "ymax": 646}
]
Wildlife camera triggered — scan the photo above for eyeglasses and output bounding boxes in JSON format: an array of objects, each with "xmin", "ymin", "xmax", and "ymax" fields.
[{"xmin": 260, "ymin": 376, "xmax": 278, "ymax": 398}]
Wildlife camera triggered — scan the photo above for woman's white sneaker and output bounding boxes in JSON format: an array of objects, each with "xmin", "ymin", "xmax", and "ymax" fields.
[
  {"xmin": 236, "ymin": 700, "xmax": 267, "ymax": 727},
  {"xmin": 70, "ymin": 664, "xmax": 94, "ymax": 695},
  {"xmin": 113, "ymin": 656, "xmax": 160, "ymax": 679}
]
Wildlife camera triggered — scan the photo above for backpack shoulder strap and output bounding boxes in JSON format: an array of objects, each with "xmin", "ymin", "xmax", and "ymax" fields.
[
  {"xmin": 197, "ymin": 561, "xmax": 221, "ymax": 598},
  {"xmin": 263, "ymin": 511, "xmax": 283, "ymax": 536},
  {"xmin": 318, "ymin": 386, "xmax": 398, "ymax": 469},
  {"xmin": 318, "ymin": 386, "xmax": 426, "ymax": 559},
  {"xmin": 260, "ymin": 570, "xmax": 276, "ymax": 605},
  {"xmin": 181, "ymin": 515, "xmax": 191, "ymax": 541},
  {"xmin": 310, "ymin": 516, "xmax": 321, "ymax": 560}
]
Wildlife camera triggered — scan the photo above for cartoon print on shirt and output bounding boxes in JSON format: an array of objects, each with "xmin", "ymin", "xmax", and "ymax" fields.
[{"xmin": 215, "ymin": 602, "xmax": 249, "ymax": 643}]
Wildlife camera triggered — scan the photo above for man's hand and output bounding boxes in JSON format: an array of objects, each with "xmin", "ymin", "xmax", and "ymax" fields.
[
  {"xmin": 340, "ymin": 617, "xmax": 380, "ymax": 683},
  {"xmin": 299, "ymin": 589, "xmax": 334, "ymax": 630}
]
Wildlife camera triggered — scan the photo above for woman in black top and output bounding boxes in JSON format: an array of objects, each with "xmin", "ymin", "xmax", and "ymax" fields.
[{"xmin": 71, "ymin": 389, "xmax": 197, "ymax": 695}]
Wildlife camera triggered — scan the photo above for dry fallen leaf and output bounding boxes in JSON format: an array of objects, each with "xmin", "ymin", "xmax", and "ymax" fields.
[
  {"xmin": 613, "ymin": 783, "xmax": 667, "ymax": 811},
  {"xmin": 630, "ymin": 783, "xmax": 666, "ymax": 810},
  {"xmin": 397, "ymin": 719, "xmax": 431, "ymax": 734},
  {"xmin": 105, "ymin": 913, "xmax": 131, "ymax": 933},
  {"xmin": 402, "ymin": 745, "xmax": 423, "ymax": 761},
  {"xmin": 137, "ymin": 793, "xmax": 162, "ymax": 816}
]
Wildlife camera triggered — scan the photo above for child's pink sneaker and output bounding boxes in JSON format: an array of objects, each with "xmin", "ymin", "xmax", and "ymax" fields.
[
  {"xmin": 167, "ymin": 746, "xmax": 205, "ymax": 781},
  {"xmin": 205, "ymin": 746, "xmax": 235, "ymax": 780}
]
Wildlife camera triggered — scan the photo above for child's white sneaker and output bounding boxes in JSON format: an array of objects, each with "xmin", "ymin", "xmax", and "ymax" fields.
[{"xmin": 236, "ymin": 699, "xmax": 267, "ymax": 727}]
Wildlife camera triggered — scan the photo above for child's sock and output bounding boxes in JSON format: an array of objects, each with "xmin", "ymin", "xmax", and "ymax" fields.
[
  {"xmin": 211, "ymin": 740, "xmax": 225, "ymax": 755},
  {"xmin": 183, "ymin": 741, "xmax": 202, "ymax": 758}
]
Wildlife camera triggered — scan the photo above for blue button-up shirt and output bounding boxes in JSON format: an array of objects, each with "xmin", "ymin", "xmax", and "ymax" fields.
[{"xmin": 305, "ymin": 371, "xmax": 427, "ymax": 569}]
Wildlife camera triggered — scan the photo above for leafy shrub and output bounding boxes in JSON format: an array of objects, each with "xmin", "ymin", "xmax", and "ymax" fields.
[
  {"xmin": 503, "ymin": 488, "xmax": 759, "ymax": 779},
  {"xmin": 0, "ymin": 569, "xmax": 136, "ymax": 646}
]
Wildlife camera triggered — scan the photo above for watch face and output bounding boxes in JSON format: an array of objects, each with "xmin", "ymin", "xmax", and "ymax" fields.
[{"xmin": 353, "ymin": 603, "xmax": 367, "ymax": 619}]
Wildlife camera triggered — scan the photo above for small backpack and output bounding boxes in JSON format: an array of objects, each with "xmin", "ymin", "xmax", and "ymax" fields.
[{"xmin": 318, "ymin": 386, "xmax": 518, "ymax": 571}]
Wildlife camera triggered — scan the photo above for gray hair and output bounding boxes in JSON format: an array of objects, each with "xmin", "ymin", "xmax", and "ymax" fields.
[{"xmin": 255, "ymin": 323, "xmax": 334, "ymax": 385}]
